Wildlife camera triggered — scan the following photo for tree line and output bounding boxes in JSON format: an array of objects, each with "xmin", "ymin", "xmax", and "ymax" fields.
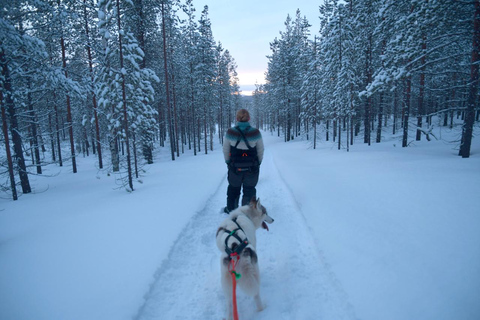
[
  {"xmin": 255, "ymin": 0, "xmax": 479, "ymax": 155},
  {"xmin": 0, "ymin": 0, "xmax": 242, "ymax": 200}
]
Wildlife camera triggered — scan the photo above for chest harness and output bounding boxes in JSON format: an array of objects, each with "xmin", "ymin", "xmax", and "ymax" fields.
[{"xmin": 223, "ymin": 217, "xmax": 249, "ymax": 256}]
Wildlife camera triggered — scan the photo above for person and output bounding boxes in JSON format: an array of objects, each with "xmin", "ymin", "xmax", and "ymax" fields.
[{"xmin": 223, "ymin": 109, "xmax": 264, "ymax": 213}]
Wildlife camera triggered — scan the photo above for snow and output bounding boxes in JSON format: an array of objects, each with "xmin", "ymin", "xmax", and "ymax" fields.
[{"xmin": 1, "ymin": 126, "xmax": 479, "ymax": 320}]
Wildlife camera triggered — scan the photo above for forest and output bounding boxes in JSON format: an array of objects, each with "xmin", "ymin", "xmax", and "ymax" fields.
[
  {"xmin": 1, "ymin": 0, "xmax": 243, "ymax": 199},
  {"xmin": 256, "ymin": 0, "xmax": 479, "ymax": 155},
  {"xmin": 1, "ymin": 0, "xmax": 479, "ymax": 201}
]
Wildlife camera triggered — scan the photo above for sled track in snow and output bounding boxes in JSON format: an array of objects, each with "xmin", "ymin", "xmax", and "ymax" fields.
[
  {"xmin": 134, "ymin": 175, "xmax": 227, "ymax": 320},
  {"xmin": 135, "ymin": 149, "xmax": 358, "ymax": 320}
]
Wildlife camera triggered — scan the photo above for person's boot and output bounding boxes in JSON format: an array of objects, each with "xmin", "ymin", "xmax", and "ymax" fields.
[
  {"xmin": 226, "ymin": 186, "xmax": 240, "ymax": 213},
  {"xmin": 242, "ymin": 187, "xmax": 256, "ymax": 206},
  {"xmin": 225, "ymin": 197, "xmax": 239, "ymax": 214}
]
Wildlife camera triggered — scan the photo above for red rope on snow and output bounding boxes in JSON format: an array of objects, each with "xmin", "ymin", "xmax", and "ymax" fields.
[{"xmin": 228, "ymin": 253, "xmax": 241, "ymax": 320}]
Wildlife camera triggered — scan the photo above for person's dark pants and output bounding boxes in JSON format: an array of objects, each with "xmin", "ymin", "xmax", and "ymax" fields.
[{"xmin": 226, "ymin": 166, "xmax": 259, "ymax": 211}]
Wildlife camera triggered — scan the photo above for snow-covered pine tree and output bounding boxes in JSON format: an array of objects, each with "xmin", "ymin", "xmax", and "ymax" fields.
[
  {"xmin": 0, "ymin": 2, "xmax": 52, "ymax": 195},
  {"xmin": 196, "ymin": 5, "xmax": 216, "ymax": 154},
  {"xmin": 128, "ymin": 0, "xmax": 163, "ymax": 162},
  {"xmin": 319, "ymin": 0, "xmax": 342, "ymax": 143},
  {"xmin": 265, "ymin": 11, "xmax": 310, "ymax": 142},
  {"xmin": 180, "ymin": 0, "xmax": 199, "ymax": 154},
  {"xmin": 0, "ymin": 18, "xmax": 32, "ymax": 198},
  {"xmin": 83, "ymin": 0, "xmax": 103, "ymax": 169},
  {"xmin": 300, "ymin": 36, "xmax": 321, "ymax": 148},
  {"xmin": 159, "ymin": 0, "xmax": 176, "ymax": 161},
  {"xmin": 215, "ymin": 43, "xmax": 232, "ymax": 144},
  {"xmin": 264, "ymin": 37, "xmax": 283, "ymax": 138},
  {"xmin": 355, "ymin": 0, "xmax": 383, "ymax": 146},
  {"xmin": 97, "ymin": 0, "xmax": 158, "ymax": 190},
  {"xmin": 227, "ymin": 51, "xmax": 241, "ymax": 128},
  {"xmin": 292, "ymin": 10, "xmax": 311, "ymax": 139},
  {"xmin": 51, "ymin": 0, "xmax": 79, "ymax": 172}
]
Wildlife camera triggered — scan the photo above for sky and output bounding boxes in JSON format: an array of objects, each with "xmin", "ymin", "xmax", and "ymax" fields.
[{"xmin": 193, "ymin": 0, "xmax": 324, "ymax": 95}]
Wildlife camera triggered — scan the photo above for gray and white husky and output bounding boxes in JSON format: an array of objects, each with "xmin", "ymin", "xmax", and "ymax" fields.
[{"xmin": 216, "ymin": 198, "xmax": 274, "ymax": 320}]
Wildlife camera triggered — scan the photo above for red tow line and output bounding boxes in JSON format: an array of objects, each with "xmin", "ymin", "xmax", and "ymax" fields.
[{"xmin": 228, "ymin": 253, "xmax": 241, "ymax": 320}]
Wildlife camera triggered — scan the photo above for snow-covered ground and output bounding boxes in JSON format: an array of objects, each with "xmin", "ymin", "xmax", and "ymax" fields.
[{"xmin": 1, "ymin": 125, "xmax": 479, "ymax": 320}]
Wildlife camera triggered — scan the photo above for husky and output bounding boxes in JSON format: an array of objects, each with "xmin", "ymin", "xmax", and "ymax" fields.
[{"xmin": 216, "ymin": 198, "xmax": 274, "ymax": 320}]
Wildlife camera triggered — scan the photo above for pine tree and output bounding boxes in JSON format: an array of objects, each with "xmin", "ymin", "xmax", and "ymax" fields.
[
  {"xmin": 0, "ymin": 5, "xmax": 42, "ymax": 194},
  {"xmin": 301, "ymin": 37, "xmax": 321, "ymax": 148},
  {"xmin": 83, "ymin": 0, "xmax": 103, "ymax": 168},
  {"xmin": 97, "ymin": 0, "xmax": 158, "ymax": 190},
  {"xmin": 197, "ymin": 6, "xmax": 216, "ymax": 154}
]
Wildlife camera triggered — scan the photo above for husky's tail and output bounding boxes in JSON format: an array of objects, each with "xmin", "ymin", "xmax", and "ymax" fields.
[{"xmin": 236, "ymin": 247, "xmax": 261, "ymax": 297}]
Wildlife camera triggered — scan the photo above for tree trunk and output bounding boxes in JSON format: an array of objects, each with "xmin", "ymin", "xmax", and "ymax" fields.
[
  {"xmin": 190, "ymin": 71, "xmax": 196, "ymax": 155},
  {"xmin": 313, "ymin": 93, "xmax": 318, "ymax": 150},
  {"xmin": 347, "ymin": 116, "xmax": 350, "ymax": 152},
  {"xmin": 27, "ymin": 88, "xmax": 41, "ymax": 174},
  {"xmin": 416, "ymin": 37, "xmax": 427, "ymax": 141},
  {"xmin": 204, "ymin": 97, "xmax": 208, "ymax": 154},
  {"xmin": 172, "ymin": 72, "xmax": 180, "ymax": 157},
  {"xmin": 116, "ymin": 0, "xmax": 133, "ymax": 189},
  {"xmin": 403, "ymin": 77, "xmax": 411, "ymax": 148},
  {"xmin": 83, "ymin": 127, "xmax": 89, "ymax": 156},
  {"xmin": 1, "ymin": 91, "xmax": 18, "ymax": 200},
  {"xmin": 133, "ymin": 131, "xmax": 139, "ymax": 178},
  {"xmin": 60, "ymin": 35, "xmax": 77, "ymax": 173},
  {"xmin": 364, "ymin": 35, "xmax": 372, "ymax": 146},
  {"xmin": 161, "ymin": 2, "xmax": 175, "ymax": 161},
  {"xmin": 338, "ymin": 117, "xmax": 341, "ymax": 150},
  {"xmin": 197, "ymin": 118, "xmax": 201, "ymax": 152},
  {"xmin": 459, "ymin": 0, "xmax": 480, "ymax": 158},
  {"xmin": 350, "ymin": 115, "xmax": 354, "ymax": 146},
  {"xmin": 376, "ymin": 92, "xmax": 383, "ymax": 143},
  {"xmin": 84, "ymin": 0, "xmax": 103, "ymax": 169},
  {"xmin": 48, "ymin": 111, "xmax": 56, "ymax": 162},
  {"xmin": 393, "ymin": 87, "xmax": 398, "ymax": 134},
  {"xmin": 326, "ymin": 119, "xmax": 329, "ymax": 141},
  {"xmin": 110, "ymin": 137, "xmax": 120, "ymax": 172},
  {"xmin": 1, "ymin": 47, "xmax": 31, "ymax": 193},
  {"xmin": 364, "ymin": 96, "xmax": 371, "ymax": 145},
  {"xmin": 52, "ymin": 92, "xmax": 63, "ymax": 166}
]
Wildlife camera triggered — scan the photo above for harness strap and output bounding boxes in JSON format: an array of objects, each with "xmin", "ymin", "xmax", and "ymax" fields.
[
  {"xmin": 235, "ymin": 126, "xmax": 254, "ymax": 150},
  {"xmin": 224, "ymin": 218, "xmax": 246, "ymax": 320},
  {"xmin": 224, "ymin": 217, "xmax": 249, "ymax": 256}
]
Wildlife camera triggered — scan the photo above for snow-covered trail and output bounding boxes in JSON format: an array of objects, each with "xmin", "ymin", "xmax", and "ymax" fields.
[{"xmin": 135, "ymin": 147, "xmax": 358, "ymax": 320}]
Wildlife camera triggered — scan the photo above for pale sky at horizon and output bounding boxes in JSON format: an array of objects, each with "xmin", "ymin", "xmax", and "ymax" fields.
[{"xmin": 192, "ymin": 0, "xmax": 324, "ymax": 95}]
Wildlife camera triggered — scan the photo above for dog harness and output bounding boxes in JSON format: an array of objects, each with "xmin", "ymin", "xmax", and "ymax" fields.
[{"xmin": 223, "ymin": 217, "xmax": 249, "ymax": 256}]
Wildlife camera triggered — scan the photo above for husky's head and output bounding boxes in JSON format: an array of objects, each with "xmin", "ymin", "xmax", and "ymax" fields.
[{"xmin": 248, "ymin": 197, "xmax": 274, "ymax": 231}]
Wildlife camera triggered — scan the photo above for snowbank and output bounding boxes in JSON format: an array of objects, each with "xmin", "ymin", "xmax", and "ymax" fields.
[
  {"xmin": 0, "ymin": 150, "xmax": 225, "ymax": 320},
  {"xmin": 268, "ymin": 132, "xmax": 480, "ymax": 320}
]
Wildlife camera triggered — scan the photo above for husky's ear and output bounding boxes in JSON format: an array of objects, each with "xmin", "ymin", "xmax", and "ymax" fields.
[
  {"xmin": 250, "ymin": 197, "xmax": 261, "ymax": 210},
  {"xmin": 249, "ymin": 196, "xmax": 258, "ymax": 208}
]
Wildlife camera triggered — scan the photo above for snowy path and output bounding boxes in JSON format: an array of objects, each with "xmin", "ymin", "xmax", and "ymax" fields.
[{"xmin": 135, "ymin": 148, "xmax": 358, "ymax": 320}]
